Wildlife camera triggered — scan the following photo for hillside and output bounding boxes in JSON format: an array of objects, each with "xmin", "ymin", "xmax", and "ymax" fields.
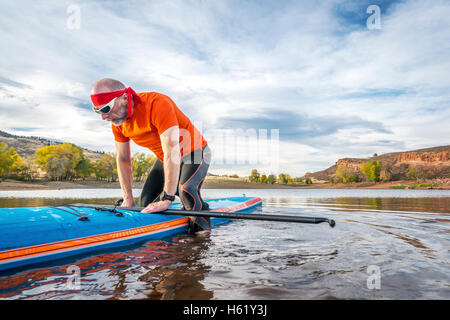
[
  {"xmin": 0, "ymin": 130, "xmax": 104, "ymax": 161},
  {"xmin": 2, "ymin": 129, "xmax": 449, "ymax": 184},
  {"xmin": 304, "ymin": 145, "xmax": 450, "ymax": 181}
]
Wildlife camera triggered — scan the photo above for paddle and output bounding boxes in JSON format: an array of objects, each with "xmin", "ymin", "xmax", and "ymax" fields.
[{"xmin": 70, "ymin": 203, "xmax": 336, "ymax": 228}]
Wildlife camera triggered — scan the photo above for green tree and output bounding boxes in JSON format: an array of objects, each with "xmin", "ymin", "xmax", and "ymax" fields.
[
  {"xmin": 91, "ymin": 153, "xmax": 118, "ymax": 182},
  {"xmin": 267, "ymin": 174, "xmax": 276, "ymax": 184},
  {"xmin": 360, "ymin": 160, "xmax": 382, "ymax": 182},
  {"xmin": 286, "ymin": 174, "xmax": 293, "ymax": 185},
  {"xmin": 132, "ymin": 153, "xmax": 156, "ymax": 181},
  {"xmin": 293, "ymin": 177, "xmax": 303, "ymax": 184},
  {"xmin": 92, "ymin": 159, "xmax": 107, "ymax": 180},
  {"xmin": 259, "ymin": 174, "xmax": 268, "ymax": 184},
  {"xmin": 278, "ymin": 173, "xmax": 288, "ymax": 184},
  {"xmin": 406, "ymin": 166, "xmax": 428, "ymax": 181},
  {"xmin": 349, "ymin": 173, "xmax": 360, "ymax": 183},
  {"xmin": 305, "ymin": 177, "xmax": 313, "ymax": 184},
  {"xmin": 249, "ymin": 169, "xmax": 260, "ymax": 183},
  {"xmin": 75, "ymin": 157, "xmax": 92, "ymax": 180},
  {"xmin": 101, "ymin": 153, "xmax": 117, "ymax": 182}
]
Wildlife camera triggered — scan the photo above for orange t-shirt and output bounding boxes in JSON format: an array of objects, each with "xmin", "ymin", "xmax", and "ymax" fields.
[{"xmin": 111, "ymin": 92, "xmax": 207, "ymax": 162}]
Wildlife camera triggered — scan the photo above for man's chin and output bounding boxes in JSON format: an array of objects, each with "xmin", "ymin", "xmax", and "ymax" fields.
[{"xmin": 111, "ymin": 118, "xmax": 127, "ymax": 126}]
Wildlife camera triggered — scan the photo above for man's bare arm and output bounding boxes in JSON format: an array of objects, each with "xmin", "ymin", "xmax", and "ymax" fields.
[
  {"xmin": 140, "ymin": 126, "xmax": 179, "ymax": 213},
  {"xmin": 160, "ymin": 125, "xmax": 181, "ymax": 196},
  {"xmin": 115, "ymin": 141, "xmax": 134, "ymax": 206}
]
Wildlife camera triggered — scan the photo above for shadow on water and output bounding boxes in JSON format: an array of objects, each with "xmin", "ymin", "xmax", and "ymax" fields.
[
  {"xmin": 264, "ymin": 196, "xmax": 450, "ymax": 214},
  {"xmin": 0, "ymin": 232, "xmax": 214, "ymax": 300}
]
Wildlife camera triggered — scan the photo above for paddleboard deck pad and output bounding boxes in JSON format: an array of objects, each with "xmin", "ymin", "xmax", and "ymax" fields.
[{"xmin": 0, "ymin": 197, "xmax": 262, "ymax": 273}]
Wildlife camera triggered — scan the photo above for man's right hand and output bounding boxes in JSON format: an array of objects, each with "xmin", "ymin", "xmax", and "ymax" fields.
[{"xmin": 121, "ymin": 198, "xmax": 135, "ymax": 207}]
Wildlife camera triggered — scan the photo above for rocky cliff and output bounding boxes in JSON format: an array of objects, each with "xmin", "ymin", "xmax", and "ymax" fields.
[
  {"xmin": 305, "ymin": 145, "xmax": 450, "ymax": 181},
  {"xmin": 397, "ymin": 151, "xmax": 449, "ymax": 163}
]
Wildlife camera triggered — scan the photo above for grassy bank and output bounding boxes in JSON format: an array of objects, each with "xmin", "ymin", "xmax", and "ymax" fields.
[
  {"xmin": 0, "ymin": 177, "xmax": 449, "ymax": 190},
  {"xmin": 0, "ymin": 176, "xmax": 316, "ymax": 190}
]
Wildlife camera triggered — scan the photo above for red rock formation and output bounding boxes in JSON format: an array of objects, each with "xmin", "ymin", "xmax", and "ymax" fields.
[
  {"xmin": 304, "ymin": 146, "xmax": 450, "ymax": 181},
  {"xmin": 397, "ymin": 151, "xmax": 450, "ymax": 163},
  {"xmin": 336, "ymin": 159, "xmax": 366, "ymax": 172}
]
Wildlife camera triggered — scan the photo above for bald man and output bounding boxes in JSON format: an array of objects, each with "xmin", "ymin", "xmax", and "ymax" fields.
[{"xmin": 90, "ymin": 78, "xmax": 211, "ymax": 232}]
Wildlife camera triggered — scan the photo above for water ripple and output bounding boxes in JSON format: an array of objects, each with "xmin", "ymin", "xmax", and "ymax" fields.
[{"xmin": 0, "ymin": 190, "xmax": 449, "ymax": 299}]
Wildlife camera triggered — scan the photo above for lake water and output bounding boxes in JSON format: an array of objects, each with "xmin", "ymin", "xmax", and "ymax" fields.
[{"xmin": 0, "ymin": 188, "xmax": 449, "ymax": 300}]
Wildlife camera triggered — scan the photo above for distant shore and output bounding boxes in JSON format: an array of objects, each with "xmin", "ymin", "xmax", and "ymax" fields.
[{"xmin": 0, "ymin": 176, "xmax": 449, "ymax": 191}]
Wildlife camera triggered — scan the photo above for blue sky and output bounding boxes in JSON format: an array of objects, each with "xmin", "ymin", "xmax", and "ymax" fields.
[{"xmin": 0, "ymin": 0, "xmax": 449, "ymax": 176}]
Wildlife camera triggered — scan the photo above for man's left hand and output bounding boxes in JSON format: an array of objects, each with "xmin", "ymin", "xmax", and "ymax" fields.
[{"xmin": 141, "ymin": 200, "xmax": 172, "ymax": 213}]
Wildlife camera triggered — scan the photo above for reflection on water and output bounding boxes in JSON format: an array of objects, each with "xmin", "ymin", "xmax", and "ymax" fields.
[
  {"xmin": 0, "ymin": 189, "xmax": 449, "ymax": 300},
  {"xmin": 0, "ymin": 234, "xmax": 213, "ymax": 300},
  {"xmin": 264, "ymin": 196, "xmax": 450, "ymax": 214},
  {"xmin": 0, "ymin": 197, "xmax": 122, "ymax": 208}
]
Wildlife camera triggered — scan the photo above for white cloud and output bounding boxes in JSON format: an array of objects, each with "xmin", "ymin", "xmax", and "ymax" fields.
[{"xmin": 0, "ymin": 0, "xmax": 449, "ymax": 177}]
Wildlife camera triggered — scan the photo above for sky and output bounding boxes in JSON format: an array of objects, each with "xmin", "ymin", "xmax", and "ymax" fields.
[{"xmin": 0, "ymin": 0, "xmax": 449, "ymax": 177}]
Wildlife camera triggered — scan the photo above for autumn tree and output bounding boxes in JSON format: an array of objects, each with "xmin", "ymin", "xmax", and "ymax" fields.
[
  {"xmin": 75, "ymin": 157, "xmax": 92, "ymax": 180},
  {"xmin": 380, "ymin": 165, "xmax": 393, "ymax": 181},
  {"xmin": 334, "ymin": 164, "xmax": 351, "ymax": 183},
  {"xmin": 406, "ymin": 166, "xmax": 428, "ymax": 181},
  {"xmin": 14, "ymin": 156, "xmax": 40, "ymax": 181},
  {"xmin": 249, "ymin": 169, "xmax": 260, "ymax": 182},
  {"xmin": 259, "ymin": 174, "xmax": 268, "ymax": 184},
  {"xmin": 286, "ymin": 174, "xmax": 293, "ymax": 185},
  {"xmin": 350, "ymin": 173, "xmax": 360, "ymax": 183},
  {"xmin": 92, "ymin": 153, "xmax": 118, "ymax": 182},
  {"xmin": 278, "ymin": 173, "xmax": 288, "ymax": 184},
  {"xmin": 132, "ymin": 153, "xmax": 156, "ymax": 181},
  {"xmin": 0, "ymin": 142, "xmax": 22, "ymax": 180},
  {"xmin": 35, "ymin": 143, "xmax": 87, "ymax": 180},
  {"xmin": 360, "ymin": 160, "xmax": 382, "ymax": 182},
  {"xmin": 267, "ymin": 174, "xmax": 276, "ymax": 184}
]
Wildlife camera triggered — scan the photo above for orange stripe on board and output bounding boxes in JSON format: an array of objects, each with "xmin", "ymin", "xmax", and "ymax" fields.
[{"xmin": 0, "ymin": 217, "xmax": 189, "ymax": 263}]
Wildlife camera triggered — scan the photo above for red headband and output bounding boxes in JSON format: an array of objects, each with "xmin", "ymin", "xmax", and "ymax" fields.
[{"xmin": 90, "ymin": 87, "xmax": 141, "ymax": 118}]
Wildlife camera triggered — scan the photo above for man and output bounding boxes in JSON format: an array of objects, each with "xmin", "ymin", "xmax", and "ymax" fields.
[{"xmin": 90, "ymin": 78, "xmax": 211, "ymax": 232}]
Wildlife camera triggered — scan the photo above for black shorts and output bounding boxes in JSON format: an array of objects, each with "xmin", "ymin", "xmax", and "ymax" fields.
[{"xmin": 139, "ymin": 144, "xmax": 211, "ymax": 212}]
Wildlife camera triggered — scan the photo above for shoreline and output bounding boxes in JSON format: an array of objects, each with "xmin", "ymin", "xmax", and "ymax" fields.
[{"xmin": 0, "ymin": 177, "xmax": 449, "ymax": 191}]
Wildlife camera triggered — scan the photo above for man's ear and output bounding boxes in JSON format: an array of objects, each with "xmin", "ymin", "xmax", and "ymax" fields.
[{"xmin": 121, "ymin": 93, "xmax": 128, "ymax": 104}]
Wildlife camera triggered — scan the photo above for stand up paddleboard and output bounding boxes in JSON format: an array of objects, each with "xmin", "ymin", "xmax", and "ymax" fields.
[{"xmin": 0, "ymin": 197, "xmax": 262, "ymax": 273}]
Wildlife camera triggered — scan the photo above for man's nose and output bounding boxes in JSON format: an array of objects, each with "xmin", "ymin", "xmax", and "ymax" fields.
[{"xmin": 101, "ymin": 113, "xmax": 109, "ymax": 120}]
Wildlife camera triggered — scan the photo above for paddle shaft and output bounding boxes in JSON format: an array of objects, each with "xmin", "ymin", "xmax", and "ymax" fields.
[{"xmin": 71, "ymin": 204, "xmax": 336, "ymax": 227}]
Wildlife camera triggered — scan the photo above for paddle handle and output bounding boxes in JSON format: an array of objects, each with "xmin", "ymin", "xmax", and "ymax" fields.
[{"xmin": 120, "ymin": 206, "xmax": 336, "ymax": 227}]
